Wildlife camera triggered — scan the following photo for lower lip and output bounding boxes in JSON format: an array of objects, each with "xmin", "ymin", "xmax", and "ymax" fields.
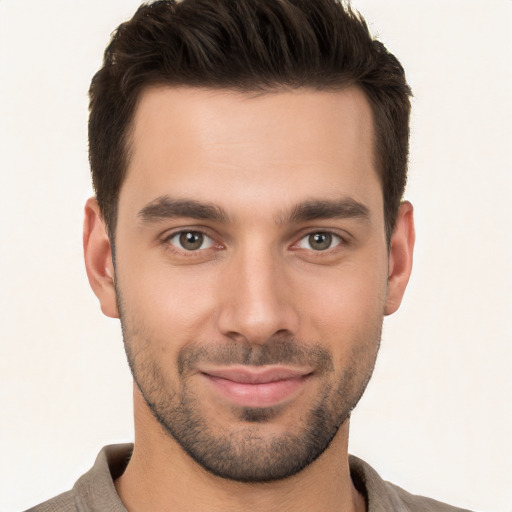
[{"xmin": 202, "ymin": 374, "xmax": 309, "ymax": 408}]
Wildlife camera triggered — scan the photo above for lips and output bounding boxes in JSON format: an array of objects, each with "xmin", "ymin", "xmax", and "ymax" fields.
[{"xmin": 199, "ymin": 365, "xmax": 313, "ymax": 408}]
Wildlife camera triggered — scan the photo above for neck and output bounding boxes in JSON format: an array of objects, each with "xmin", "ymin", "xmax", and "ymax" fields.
[{"xmin": 115, "ymin": 386, "xmax": 366, "ymax": 512}]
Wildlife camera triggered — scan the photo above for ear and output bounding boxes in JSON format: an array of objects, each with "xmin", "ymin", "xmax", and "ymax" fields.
[
  {"xmin": 83, "ymin": 197, "xmax": 119, "ymax": 318},
  {"xmin": 385, "ymin": 201, "xmax": 415, "ymax": 315}
]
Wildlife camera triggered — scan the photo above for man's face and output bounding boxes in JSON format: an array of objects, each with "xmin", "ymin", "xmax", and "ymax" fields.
[{"xmin": 113, "ymin": 86, "xmax": 390, "ymax": 481}]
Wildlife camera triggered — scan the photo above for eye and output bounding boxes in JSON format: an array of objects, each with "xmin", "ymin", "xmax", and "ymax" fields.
[
  {"xmin": 297, "ymin": 232, "xmax": 343, "ymax": 251},
  {"xmin": 167, "ymin": 231, "xmax": 215, "ymax": 251}
]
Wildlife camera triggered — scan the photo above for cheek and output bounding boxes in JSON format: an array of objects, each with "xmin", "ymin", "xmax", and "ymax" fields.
[
  {"xmin": 297, "ymin": 258, "xmax": 388, "ymax": 346},
  {"xmin": 115, "ymin": 256, "xmax": 220, "ymax": 352}
]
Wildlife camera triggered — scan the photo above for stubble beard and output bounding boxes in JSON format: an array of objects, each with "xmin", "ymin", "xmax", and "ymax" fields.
[{"xmin": 118, "ymin": 298, "xmax": 381, "ymax": 483}]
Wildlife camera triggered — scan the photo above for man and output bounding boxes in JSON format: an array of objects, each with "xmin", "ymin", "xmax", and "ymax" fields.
[{"xmin": 27, "ymin": 0, "xmax": 470, "ymax": 510}]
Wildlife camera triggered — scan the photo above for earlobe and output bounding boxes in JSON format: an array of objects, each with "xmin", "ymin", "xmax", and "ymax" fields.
[
  {"xmin": 83, "ymin": 197, "xmax": 119, "ymax": 318},
  {"xmin": 385, "ymin": 201, "xmax": 415, "ymax": 316}
]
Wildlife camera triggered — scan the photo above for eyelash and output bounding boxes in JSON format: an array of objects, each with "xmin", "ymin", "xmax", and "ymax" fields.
[
  {"xmin": 294, "ymin": 231, "xmax": 345, "ymax": 252},
  {"xmin": 160, "ymin": 229, "xmax": 348, "ymax": 256},
  {"xmin": 161, "ymin": 230, "xmax": 220, "ymax": 255}
]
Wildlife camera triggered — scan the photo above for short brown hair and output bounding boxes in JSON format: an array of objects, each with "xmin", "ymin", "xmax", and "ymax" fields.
[{"xmin": 89, "ymin": 0, "xmax": 411, "ymax": 242}]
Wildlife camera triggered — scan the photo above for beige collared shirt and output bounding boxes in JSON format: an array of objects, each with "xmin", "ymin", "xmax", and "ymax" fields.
[{"xmin": 25, "ymin": 444, "xmax": 473, "ymax": 512}]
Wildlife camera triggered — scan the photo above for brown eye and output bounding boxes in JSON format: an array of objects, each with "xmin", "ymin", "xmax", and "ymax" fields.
[
  {"xmin": 298, "ymin": 232, "xmax": 341, "ymax": 251},
  {"xmin": 168, "ymin": 231, "xmax": 214, "ymax": 251},
  {"xmin": 179, "ymin": 231, "xmax": 204, "ymax": 250},
  {"xmin": 309, "ymin": 233, "xmax": 332, "ymax": 250}
]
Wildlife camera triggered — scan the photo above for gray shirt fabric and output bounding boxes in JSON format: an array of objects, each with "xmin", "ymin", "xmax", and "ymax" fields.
[{"xmin": 25, "ymin": 444, "xmax": 472, "ymax": 512}]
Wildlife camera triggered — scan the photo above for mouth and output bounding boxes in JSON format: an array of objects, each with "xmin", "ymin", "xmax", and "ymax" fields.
[{"xmin": 198, "ymin": 365, "xmax": 313, "ymax": 408}]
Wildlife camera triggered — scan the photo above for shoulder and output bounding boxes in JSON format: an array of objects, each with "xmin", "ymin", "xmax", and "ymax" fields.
[
  {"xmin": 349, "ymin": 455, "xmax": 473, "ymax": 512},
  {"xmin": 385, "ymin": 481, "xmax": 473, "ymax": 512},
  {"xmin": 23, "ymin": 490, "xmax": 76, "ymax": 512},
  {"xmin": 23, "ymin": 444, "xmax": 132, "ymax": 512}
]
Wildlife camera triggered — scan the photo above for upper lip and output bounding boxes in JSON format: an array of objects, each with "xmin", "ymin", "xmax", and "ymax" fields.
[{"xmin": 199, "ymin": 365, "xmax": 313, "ymax": 384}]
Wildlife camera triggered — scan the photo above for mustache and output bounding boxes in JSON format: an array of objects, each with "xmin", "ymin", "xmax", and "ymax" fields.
[{"xmin": 177, "ymin": 337, "xmax": 334, "ymax": 375}]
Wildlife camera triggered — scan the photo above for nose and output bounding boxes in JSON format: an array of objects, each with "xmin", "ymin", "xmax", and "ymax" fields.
[{"xmin": 216, "ymin": 243, "xmax": 300, "ymax": 345}]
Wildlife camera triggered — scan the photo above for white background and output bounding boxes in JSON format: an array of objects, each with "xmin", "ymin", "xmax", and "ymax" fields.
[{"xmin": 0, "ymin": 1, "xmax": 510, "ymax": 511}]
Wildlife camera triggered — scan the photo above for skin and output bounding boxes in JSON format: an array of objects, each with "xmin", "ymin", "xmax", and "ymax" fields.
[{"xmin": 84, "ymin": 86, "xmax": 414, "ymax": 512}]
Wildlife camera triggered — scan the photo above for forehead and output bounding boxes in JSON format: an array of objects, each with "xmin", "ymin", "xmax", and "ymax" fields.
[{"xmin": 121, "ymin": 86, "xmax": 380, "ymax": 219}]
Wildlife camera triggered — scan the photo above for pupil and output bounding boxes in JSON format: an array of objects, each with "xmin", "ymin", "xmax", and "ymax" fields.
[
  {"xmin": 310, "ymin": 232, "xmax": 331, "ymax": 250},
  {"xmin": 180, "ymin": 231, "xmax": 203, "ymax": 250}
]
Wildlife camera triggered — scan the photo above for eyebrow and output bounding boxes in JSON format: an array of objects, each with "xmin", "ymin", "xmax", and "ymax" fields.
[
  {"xmin": 138, "ymin": 195, "xmax": 370, "ymax": 226},
  {"xmin": 138, "ymin": 196, "xmax": 229, "ymax": 224},
  {"xmin": 283, "ymin": 198, "xmax": 370, "ymax": 225}
]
